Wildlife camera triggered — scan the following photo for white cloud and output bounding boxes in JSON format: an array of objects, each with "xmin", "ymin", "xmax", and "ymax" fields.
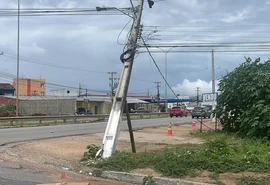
[
  {"xmin": 20, "ymin": 42, "xmax": 47, "ymax": 55},
  {"xmin": 172, "ymin": 79, "xmax": 219, "ymax": 96},
  {"xmin": 221, "ymin": 9, "xmax": 250, "ymax": 23}
]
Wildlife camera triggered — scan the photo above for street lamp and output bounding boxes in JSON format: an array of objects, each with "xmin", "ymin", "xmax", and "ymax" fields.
[{"xmin": 155, "ymin": 47, "xmax": 175, "ymax": 111}]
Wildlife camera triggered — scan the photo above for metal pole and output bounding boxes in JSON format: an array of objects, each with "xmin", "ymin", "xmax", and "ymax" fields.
[
  {"xmin": 16, "ymin": 0, "xmax": 20, "ymax": 117},
  {"xmin": 211, "ymin": 49, "xmax": 216, "ymax": 122},
  {"xmin": 165, "ymin": 52, "xmax": 168, "ymax": 111},
  {"xmin": 196, "ymin": 87, "xmax": 200, "ymax": 106},
  {"xmin": 211, "ymin": 50, "xmax": 215, "ymax": 94}
]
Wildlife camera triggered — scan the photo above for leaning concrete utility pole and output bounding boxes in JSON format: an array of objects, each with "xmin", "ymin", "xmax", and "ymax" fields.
[{"xmin": 97, "ymin": 0, "xmax": 145, "ymax": 159}]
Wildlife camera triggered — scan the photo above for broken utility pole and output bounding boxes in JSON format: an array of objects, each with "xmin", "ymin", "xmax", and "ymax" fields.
[{"xmin": 97, "ymin": 0, "xmax": 146, "ymax": 159}]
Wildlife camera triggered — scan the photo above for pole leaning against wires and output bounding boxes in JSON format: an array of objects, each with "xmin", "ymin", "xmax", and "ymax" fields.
[{"xmin": 96, "ymin": 0, "xmax": 146, "ymax": 159}]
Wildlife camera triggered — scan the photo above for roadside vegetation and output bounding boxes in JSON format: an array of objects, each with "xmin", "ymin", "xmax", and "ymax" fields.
[
  {"xmin": 216, "ymin": 57, "xmax": 270, "ymax": 138},
  {"xmin": 81, "ymin": 58, "xmax": 270, "ymax": 184},
  {"xmin": 82, "ymin": 131, "xmax": 270, "ymax": 182},
  {"xmin": 83, "ymin": 132, "xmax": 270, "ymax": 175}
]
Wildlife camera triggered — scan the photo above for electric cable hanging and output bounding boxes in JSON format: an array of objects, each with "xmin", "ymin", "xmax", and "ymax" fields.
[{"xmin": 141, "ymin": 37, "xmax": 180, "ymax": 100}]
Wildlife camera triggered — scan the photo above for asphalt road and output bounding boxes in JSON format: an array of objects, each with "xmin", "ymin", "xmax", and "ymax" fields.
[
  {"xmin": 0, "ymin": 117, "xmax": 192, "ymax": 185},
  {"xmin": 0, "ymin": 117, "xmax": 192, "ymax": 146}
]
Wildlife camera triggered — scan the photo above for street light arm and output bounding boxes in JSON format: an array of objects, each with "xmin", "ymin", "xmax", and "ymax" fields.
[{"xmin": 96, "ymin": 6, "xmax": 134, "ymax": 18}]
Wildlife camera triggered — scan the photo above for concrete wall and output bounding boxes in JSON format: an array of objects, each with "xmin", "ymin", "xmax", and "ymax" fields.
[
  {"xmin": 20, "ymin": 99, "xmax": 76, "ymax": 116},
  {"xmin": 0, "ymin": 96, "xmax": 16, "ymax": 107}
]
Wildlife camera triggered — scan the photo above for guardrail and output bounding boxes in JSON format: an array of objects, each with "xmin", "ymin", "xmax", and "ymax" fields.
[{"xmin": 0, "ymin": 112, "xmax": 169, "ymax": 127}]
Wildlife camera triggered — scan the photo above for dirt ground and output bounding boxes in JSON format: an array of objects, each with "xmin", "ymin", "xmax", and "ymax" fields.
[{"xmin": 2, "ymin": 121, "xmax": 263, "ymax": 185}]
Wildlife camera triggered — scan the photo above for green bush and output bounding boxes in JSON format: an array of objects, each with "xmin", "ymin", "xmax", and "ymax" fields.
[
  {"xmin": 0, "ymin": 104, "xmax": 16, "ymax": 112},
  {"xmin": 216, "ymin": 57, "xmax": 270, "ymax": 138},
  {"xmin": 81, "ymin": 144, "xmax": 100, "ymax": 161}
]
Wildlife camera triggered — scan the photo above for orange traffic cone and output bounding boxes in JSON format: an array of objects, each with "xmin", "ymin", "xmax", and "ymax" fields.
[
  {"xmin": 167, "ymin": 123, "xmax": 173, "ymax": 136},
  {"xmin": 61, "ymin": 172, "xmax": 67, "ymax": 179},
  {"xmin": 192, "ymin": 120, "xmax": 196, "ymax": 128}
]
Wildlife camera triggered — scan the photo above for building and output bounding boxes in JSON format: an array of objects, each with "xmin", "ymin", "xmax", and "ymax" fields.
[
  {"xmin": 76, "ymin": 95, "xmax": 149, "ymax": 114},
  {"xmin": 3, "ymin": 96, "xmax": 76, "ymax": 116},
  {"xmin": 0, "ymin": 83, "xmax": 15, "ymax": 96},
  {"xmin": 50, "ymin": 89, "xmax": 79, "ymax": 96},
  {"xmin": 13, "ymin": 78, "xmax": 46, "ymax": 96},
  {"xmin": 1, "ymin": 95, "xmax": 149, "ymax": 116}
]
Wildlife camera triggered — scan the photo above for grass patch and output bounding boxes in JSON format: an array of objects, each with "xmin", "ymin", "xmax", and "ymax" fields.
[
  {"xmin": 83, "ymin": 131, "xmax": 270, "ymax": 178},
  {"xmin": 237, "ymin": 176, "xmax": 270, "ymax": 185}
]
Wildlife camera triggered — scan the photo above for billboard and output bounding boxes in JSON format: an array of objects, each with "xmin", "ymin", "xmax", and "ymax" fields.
[{"xmin": 202, "ymin": 93, "xmax": 218, "ymax": 102}]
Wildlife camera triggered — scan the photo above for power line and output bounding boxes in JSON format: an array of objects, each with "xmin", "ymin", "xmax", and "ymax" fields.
[
  {"xmin": 2, "ymin": 52, "xmax": 108, "ymax": 74},
  {"xmin": 141, "ymin": 37, "xmax": 179, "ymax": 99},
  {"xmin": 138, "ymin": 49, "xmax": 270, "ymax": 53},
  {"xmin": 0, "ymin": 8, "xmax": 132, "ymax": 17},
  {"xmin": 1, "ymin": 52, "xmax": 157, "ymax": 83},
  {"xmin": 144, "ymin": 24, "xmax": 270, "ymax": 28}
]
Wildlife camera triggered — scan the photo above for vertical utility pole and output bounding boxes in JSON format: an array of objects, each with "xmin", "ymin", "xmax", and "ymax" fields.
[
  {"xmin": 211, "ymin": 50, "xmax": 215, "ymax": 94},
  {"xmin": 99, "ymin": 0, "xmax": 145, "ymax": 159},
  {"xmin": 86, "ymin": 89, "xmax": 88, "ymax": 97},
  {"xmin": 211, "ymin": 49, "xmax": 216, "ymax": 122},
  {"xmin": 108, "ymin": 72, "xmax": 118, "ymax": 102},
  {"xmin": 16, "ymin": 0, "xmax": 20, "ymax": 117},
  {"xmin": 79, "ymin": 83, "xmax": 82, "ymax": 97},
  {"xmin": 196, "ymin": 87, "xmax": 200, "ymax": 106},
  {"xmin": 155, "ymin": 82, "xmax": 161, "ymax": 100},
  {"xmin": 155, "ymin": 82, "xmax": 161, "ymax": 112}
]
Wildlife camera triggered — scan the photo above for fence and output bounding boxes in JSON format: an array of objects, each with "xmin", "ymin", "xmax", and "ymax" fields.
[{"xmin": 0, "ymin": 112, "xmax": 169, "ymax": 127}]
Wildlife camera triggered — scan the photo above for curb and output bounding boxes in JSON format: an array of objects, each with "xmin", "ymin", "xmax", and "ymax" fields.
[{"xmin": 101, "ymin": 171, "xmax": 213, "ymax": 185}]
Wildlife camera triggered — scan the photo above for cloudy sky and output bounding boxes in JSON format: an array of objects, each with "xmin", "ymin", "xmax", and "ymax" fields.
[{"xmin": 0, "ymin": 0, "xmax": 270, "ymax": 98}]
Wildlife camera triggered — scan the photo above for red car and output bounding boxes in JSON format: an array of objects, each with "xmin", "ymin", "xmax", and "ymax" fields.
[{"xmin": 169, "ymin": 106, "xmax": 188, "ymax": 117}]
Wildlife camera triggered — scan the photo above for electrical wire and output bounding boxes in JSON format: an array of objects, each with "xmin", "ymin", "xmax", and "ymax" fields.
[
  {"xmin": 2, "ymin": 52, "xmax": 107, "ymax": 74},
  {"xmin": 117, "ymin": 18, "xmax": 133, "ymax": 45},
  {"xmin": 129, "ymin": 0, "xmax": 137, "ymax": 17},
  {"xmin": 0, "ymin": 8, "xmax": 133, "ymax": 17},
  {"xmin": 141, "ymin": 37, "xmax": 180, "ymax": 99}
]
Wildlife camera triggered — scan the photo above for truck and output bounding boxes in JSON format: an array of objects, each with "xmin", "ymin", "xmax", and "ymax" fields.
[{"xmin": 169, "ymin": 106, "xmax": 188, "ymax": 117}]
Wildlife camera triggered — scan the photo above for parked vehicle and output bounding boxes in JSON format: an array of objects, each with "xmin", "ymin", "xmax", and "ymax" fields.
[
  {"xmin": 169, "ymin": 106, "xmax": 188, "ymax": 117},
  {"xmin": 191, "ymin": 106, "xmax": 211, "ymax": 119},
  {"xmin": 76, "ymin": 107, "xmax": 93, "ymax": 115},
  {"xmin": 133, "ymin": 107, "xmax": 151, "ymax": 113}
]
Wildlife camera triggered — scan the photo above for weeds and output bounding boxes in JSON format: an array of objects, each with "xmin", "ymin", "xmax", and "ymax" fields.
[
  {"xmin": 237, "ymin": 176, "xmax": 270, "ymax": 185},
  {"xmin": 82, "ymin": 131, "xmax": 270, "ymax": 178},
  {"xmin": 142, "ymin": 176, "xmax": 155, "ymax": 185}
]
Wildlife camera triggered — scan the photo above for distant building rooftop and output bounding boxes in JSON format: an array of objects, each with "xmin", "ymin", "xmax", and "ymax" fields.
[{"xmin": 0, "ymin": 83, "xmax": 15, "ymax": 90}]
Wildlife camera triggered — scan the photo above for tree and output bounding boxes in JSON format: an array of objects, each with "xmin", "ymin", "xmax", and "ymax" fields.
[{"xmin": 216, "ymin": 57, "xmax": 270, "ymax": 138}]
